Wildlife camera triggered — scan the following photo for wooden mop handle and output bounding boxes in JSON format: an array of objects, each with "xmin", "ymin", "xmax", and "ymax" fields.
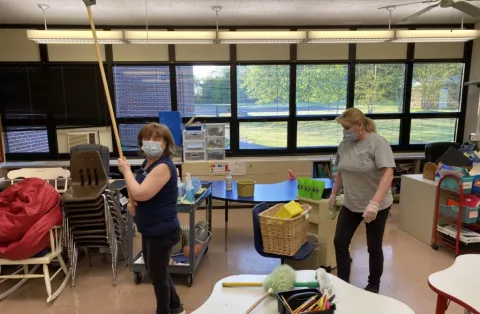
[
  {"xmin": 245, "ymin": 290, "xmax": 271, "ymax": 314},
  {"xmin": 85, "ymin": 5, "xmax": 123, "ymax": 159},
  {"xmin": 222, "ymin": 282, "xmax": 263, "ymax": 287},
  {"xmin": 84, "ymin": 2, "xmax": 134, "ymax": 210}
]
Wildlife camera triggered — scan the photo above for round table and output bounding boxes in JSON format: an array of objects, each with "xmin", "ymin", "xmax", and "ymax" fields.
[
  {"xmin": 428, "ymin": 254, "xmax": 480, "ymax": 314},
  {"xmin": 210, "ymin": 179, "xmax": 332, "ymax": 251},
  {"xmin": 192, "ymin": 270, "xmax": 415, "ymax": 314}
]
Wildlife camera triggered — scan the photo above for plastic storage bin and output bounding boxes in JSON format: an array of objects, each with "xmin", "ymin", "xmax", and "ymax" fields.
[
  {"xmin": 206, "ymin": 124, "xmax": 225, "ymax": 137},
  {"xmin": 183, "ymin": 130, "xmax": 205, "ymax": 142},
  {"xmin": 440, "ymin": 204, "xmax": 479, "ymax": 224},
  {"xmin": 184, "ymin": 152, "xmax": 206, "ymax": 162},
  {"xmin": 207, "ymin": 149, "xmax": 225, "ymax": 161},
  {"xmin": 471, "ymin": 175, "xmax": 480, "ymax": 194},
  {"xmin": 237, "ymin": 180, "xmax": 255, "ymax": 197},
  {"xmin": 184, "ymin": 141, "xmax": 205, "ymax": 151},
  {"xmin": 277, "ymin": 289, "xmax": 335, "ymax": 314},
  {"xmin": 206, "ymin": 137, "xmax": 225, "ymax": 149},
  {"xmin": 440, "ymin": 176, "xmax": 474, "ymax": 194}
]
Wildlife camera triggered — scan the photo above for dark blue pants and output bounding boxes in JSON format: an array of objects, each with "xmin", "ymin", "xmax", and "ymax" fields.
[{"xmin": 142, "ymin": 228, "xmax": 182, "ymax": 314}]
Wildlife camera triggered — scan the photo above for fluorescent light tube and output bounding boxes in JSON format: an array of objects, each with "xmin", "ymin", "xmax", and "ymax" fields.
[
  {"xmin": 307, "ymin": 30, "xmax": 395, "ymax": 43},
  {"xmin": 218, "ymin": 31, "xmax": 307, "ymax": 44},
  {"xmin": 392, "ymin": 30, "xmax": 480, "ymax": 43},
  {"xmin": 26, "ymin": 30, "xmax": 124, "ymax": 44},
  {"xmin": 124, "ymin": 31, "xmax": 217, "ymax": 44}
]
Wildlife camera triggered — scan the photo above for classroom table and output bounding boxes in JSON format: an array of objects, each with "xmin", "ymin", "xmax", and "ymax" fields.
[
  {"xmin": 210, "ymin": 179, "xmax": 332, "ymax": 251},
  {"xmin": 192, "ymin": 270, "xmax": 416, "ymax": 314},
  {"xmin": 428, "ymin": 254, "xmax": 480, "ymax": 314}
]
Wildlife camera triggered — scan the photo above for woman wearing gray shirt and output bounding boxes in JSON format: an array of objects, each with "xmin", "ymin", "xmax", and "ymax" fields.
[{"xmin": 329, "ymin": 108, "xmax": 395, "ymax": 294}]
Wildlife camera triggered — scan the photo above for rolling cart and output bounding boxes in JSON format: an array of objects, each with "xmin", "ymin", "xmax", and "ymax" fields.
[
  {"xmin": 127, "ymin": 183, "xmax": 213, "ymax": 287},
  {"xmin": 432, "ymin": 175, "xmax": 480, "ymax": 255}
]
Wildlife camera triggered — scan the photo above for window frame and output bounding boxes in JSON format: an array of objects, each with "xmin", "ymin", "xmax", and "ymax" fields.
[{"xmin": 0, "ymin": 40, "xmax": 471, "ymax": 160}]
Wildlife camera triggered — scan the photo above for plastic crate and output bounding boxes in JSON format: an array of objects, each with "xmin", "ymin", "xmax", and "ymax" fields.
[
  {"xmin": 440, "ymin": 204, "xmax": 479, "ymax": 224},
  {"xmin": 206, "ymin": 137, "xmax": 225, "ymax": 149},
  {"xmin": 440, "ymin": 176, "xmax": 474, "ymax": 194},
  {"xmin": 471, "ymin": 175, "xmax": 480, "ymax": 194}
]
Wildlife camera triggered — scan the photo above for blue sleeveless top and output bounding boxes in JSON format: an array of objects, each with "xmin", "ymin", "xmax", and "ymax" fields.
[{"xmin": 135, "ymin": 157, "xmax": 180, "ymax": 237}]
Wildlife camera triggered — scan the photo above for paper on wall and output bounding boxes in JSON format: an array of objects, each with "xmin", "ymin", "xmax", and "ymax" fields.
[{"xmin": 227, "ymin": 161, "xmax": 246, "ymax": 175}]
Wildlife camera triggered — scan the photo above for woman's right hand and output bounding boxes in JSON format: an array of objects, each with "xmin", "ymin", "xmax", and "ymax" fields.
[
  {"xmin": 328, "ymin": 194, "xmax": 336, "ymax": 209},
  {"xmin": 127, "ymin": 200, "xmax": 137, "ymax": 216}
]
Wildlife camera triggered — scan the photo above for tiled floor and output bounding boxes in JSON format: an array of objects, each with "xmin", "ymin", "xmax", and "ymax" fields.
[{"xmin": 0, "ymin": 205, "xmax": 467, "ymax": 314}]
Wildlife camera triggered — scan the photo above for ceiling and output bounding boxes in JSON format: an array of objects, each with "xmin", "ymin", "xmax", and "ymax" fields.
[{"xmin": 0, "ymin": 0, "xmax": 479, "ymax": 27}]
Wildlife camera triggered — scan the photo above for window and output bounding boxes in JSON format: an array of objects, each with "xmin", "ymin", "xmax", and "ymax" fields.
[
  {"xmin": 239, "ymin": 122, "xmax": 287, "ymax": 149},
  {"xmin": 373, "ymin": 119, "xmax": 401, "ymax": 145},
  {"xmin": 114, "ymin": 66, "xmax": 171, "ymax": 118},
  {"xmin": 237, "ymin": 65, "xmax": 289, "ymax": 117},
  {"xmin": 355, "ymin": 64, "xmax": 405, "ymax": 114},
  {"xmin": 410, "ymin": 118, "xmax": 457, "ymax": 144},
  {"xmin": 297, "ymin": 121, "xmax": 343, "ymax": 148},
  {"xmin": 411, "ymin": 63, "xmax": 464, "ymax": 113},
  {"xmin": 296, "ymin": 64, "xmax": 348, "ymax": 116},
  {"xmin": 176, "ymin": 65, "xmax": 231, "ymax": 118},
  {"xmin": 4, "ymin": 127, "xmax": 49, "ymax": 153},
  {"xmin": 119, "ymin": 124, "xmax": 144, "ymax": 152}
]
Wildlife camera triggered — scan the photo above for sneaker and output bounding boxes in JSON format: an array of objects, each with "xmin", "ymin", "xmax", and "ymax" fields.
[
  {"xmin": 364, "ymin": 284, "xmax": 379, "ymax": 294},
  {"xmin": 170, "ymin": 305, "xmax": 186, "ymax": 314}
]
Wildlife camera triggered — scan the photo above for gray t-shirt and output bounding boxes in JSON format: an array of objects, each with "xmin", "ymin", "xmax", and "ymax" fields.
[{"xmin": 335, "ymin": 132, "xmax": 396, "ymax": 213}]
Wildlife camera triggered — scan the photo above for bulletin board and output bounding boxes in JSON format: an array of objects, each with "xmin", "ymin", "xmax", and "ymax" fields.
[{"xmin": 209, "ymin": 161, "xmax": 247, "ymax": 176}]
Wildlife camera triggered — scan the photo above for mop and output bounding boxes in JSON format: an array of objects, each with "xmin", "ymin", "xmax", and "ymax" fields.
[{"xmin": 81, "ymin": 0, "xmax": 133, "ymax": 207}]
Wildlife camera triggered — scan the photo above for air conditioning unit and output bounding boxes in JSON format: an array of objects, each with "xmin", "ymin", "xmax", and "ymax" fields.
[{"xmin": 67, "ymin": 132, "xmax": 99, "ymax": 150}]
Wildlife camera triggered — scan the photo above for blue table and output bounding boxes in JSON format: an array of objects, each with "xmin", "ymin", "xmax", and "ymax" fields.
[{"xmin": 210, "ymin": 178, "xmax": 332, "ymax": 251}]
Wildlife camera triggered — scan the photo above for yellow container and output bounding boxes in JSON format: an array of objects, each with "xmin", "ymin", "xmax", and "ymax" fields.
[
  {"xmin": 275, "ymin": 201, "xmax": 304, "ymax": 219},
  {"xmin": 237, "ymin": 180, "xmax": 255, "ymax": 197}
]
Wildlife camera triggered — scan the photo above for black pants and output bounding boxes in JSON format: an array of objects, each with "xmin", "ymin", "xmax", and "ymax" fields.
[
  {"xmin": 333, "ymin": 205, "xmax": 390, "ymax": 287},
  {"xmin": 142, "ymin": 228, "xmax": 182, "ymax": 314}
]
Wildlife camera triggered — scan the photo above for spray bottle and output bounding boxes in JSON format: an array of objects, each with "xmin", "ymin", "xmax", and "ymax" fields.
[
  {"xmin": 185, "ymin": 172, "xmax": 195, "ymax": 203},
  {"xmin": 225, "ymin": 168, "xmax": 233, "ymax": 192}
]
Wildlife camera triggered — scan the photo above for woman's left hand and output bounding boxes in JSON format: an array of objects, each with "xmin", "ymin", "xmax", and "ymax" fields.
[
  {"xmin": 118, "ymin": 157, "xmax": 132, "ymax": 175},
  {"xmin": 363, "ymin": 201, "xmax": 379, "ymax": 223}
]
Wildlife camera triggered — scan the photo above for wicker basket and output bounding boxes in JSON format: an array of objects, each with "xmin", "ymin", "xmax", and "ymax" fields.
[{"xmin": 258, "ymin": 203, "xmax": 312, "ymax": 256}]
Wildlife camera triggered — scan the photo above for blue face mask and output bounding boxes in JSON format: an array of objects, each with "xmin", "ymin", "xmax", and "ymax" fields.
[
  {"xmin": 142, "ymin": 141, "xmax": 163, "ymax": 158},
  {"xmin": 343, "ymin": 129, "xmax": 358, "ymax": 141}
]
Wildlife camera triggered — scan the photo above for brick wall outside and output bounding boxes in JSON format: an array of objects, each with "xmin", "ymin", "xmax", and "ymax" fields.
[{"xmin": 5, "ymin": 129, "xmax": 49, "ymax": 153}]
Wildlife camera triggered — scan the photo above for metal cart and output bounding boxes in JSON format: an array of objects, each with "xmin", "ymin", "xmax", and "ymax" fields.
[{"xmin": 127, "ymin": 183, "xmax": 213, "ymax": 287}]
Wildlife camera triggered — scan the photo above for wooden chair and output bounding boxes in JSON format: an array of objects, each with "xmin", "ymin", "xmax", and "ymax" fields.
[{"xmin": 0, "ymin": 168, "xmax": 71, "ymax": 302}]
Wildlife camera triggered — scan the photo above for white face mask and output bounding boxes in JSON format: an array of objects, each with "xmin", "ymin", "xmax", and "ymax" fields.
[
  {"xmin": 142, "ymin": 141, "xmax": 163, "ymax": 158},
  {"xmin": 343, "ymin": 128, "xmax": 358, "ymax": 141}
]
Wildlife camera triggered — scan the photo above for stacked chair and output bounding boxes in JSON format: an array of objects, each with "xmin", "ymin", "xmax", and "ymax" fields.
[{"xmin": 61, "ymin": 151, "xmax": 128, "ymax": 287}]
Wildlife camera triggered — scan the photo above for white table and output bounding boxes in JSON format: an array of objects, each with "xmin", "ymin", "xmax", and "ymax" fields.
[
  {"xmin": 192, "ymin": 270, "xmax": 415, "ymax": 314},
  {"xmin": 428, "ymin": 254, "xmax": 480, "ymax": 314}
]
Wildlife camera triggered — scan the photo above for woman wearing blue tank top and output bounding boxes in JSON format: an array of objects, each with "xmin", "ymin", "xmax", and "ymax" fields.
[
  {"xmin": 329, "ymin": 108, "xmax": 395, "ymax": 295},
  {"xmin": 118, "ymin": 123, "xmax": 185, "ymax": 314}
]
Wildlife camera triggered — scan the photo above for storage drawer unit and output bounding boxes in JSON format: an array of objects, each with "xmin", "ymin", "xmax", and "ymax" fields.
[
  {"xmin": 184, "ymin": 151, "xmax": 206, "ymax": 162},
  {"xmin": 206, "ymin": 137, "xmax": 225, "ymax": 149},
  {"xmin": 207, "ymin": 149, "xmax": 226, "ymax": 161},
  {"xmin": 184, "ymin": 141, "xmax": 205, "ymax": 151},
  {"xmin": 206, "ymin": 124, "xmax": 225, "ymax": 137},
  {"xmin": 183, "ymin": 130, "xmax": 205, "ymax": 142}
]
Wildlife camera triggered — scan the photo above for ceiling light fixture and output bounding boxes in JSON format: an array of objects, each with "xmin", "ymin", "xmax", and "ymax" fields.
[
  {"xmin": 124, "ymin": 30, "xmax": 217, "ymax": 44},
  {"xmin": 392, "ymin": 29, "xmax": 480, "ymax": 42},
  {"xmin": 26, "ymin": 30, "xmax": 125, "ymax": 44},
  {"xmin": 306, "ymin": 30, "xmax": 395, "ymax": 43},
  {"xmin": 218, "ymin": 31, "xmax": 307, "ymax": 44}
]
